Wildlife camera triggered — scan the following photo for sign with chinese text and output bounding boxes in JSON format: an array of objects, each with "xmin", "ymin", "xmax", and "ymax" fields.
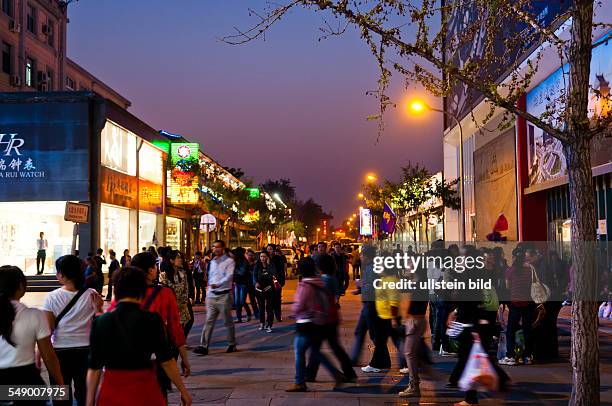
[
  {"xmin": 64, "ymin": 202, "xmax": 89, "ymax": 223},
  {"xmin": 100, "ymin": 166, "xmax": 137, "ymax": 209},
  {"xmin": 139, "ymin": 179, "xmax": 163, "ymax": 214},
  {"xmin": 0, "ymin": 100, "xmax": 90, "ymax": 201},
  {"xmin": 169, "ymin": 142, "xmax": 200, "ymax": 205}
]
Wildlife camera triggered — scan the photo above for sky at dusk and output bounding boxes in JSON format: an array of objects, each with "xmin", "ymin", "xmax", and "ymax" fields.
[{"xmin": 67, "ymin": 0, "xmax": 443, "ymax": 225}]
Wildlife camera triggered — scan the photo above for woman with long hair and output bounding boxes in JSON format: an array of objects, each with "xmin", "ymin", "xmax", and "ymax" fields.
[
  {"xmin": 0, "ymin": 265, "xmax": 64, "ymax": 403},
  {"xmin": 253, "ymin": 251, "xmax": 276, "ymax": 332},
  {"xmin": 86, "ymin": 267, "xmax": 191, "ymax": 406},
  {"xmin": 120, "ymin": 249, "xmax": 132, "ymax": 268},
  {"xmin": 160, "ymin": 251, "xmax": 191, "ymax": 331},
  {"xmin": 232, "ymin": 247, "xmax": 252, "ymax": 323},
  {"xmin": 42, "ymin": 255, "xmax": 103, "ymax": 406}
]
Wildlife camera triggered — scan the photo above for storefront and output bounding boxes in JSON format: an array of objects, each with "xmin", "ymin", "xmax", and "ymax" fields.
[
  {"xmin": 99, "ymin": 120, "xmax": 165, "ymax": 255},
  {"xmin": 0, "ymin": 95, "xmax": 95, "ymax": 274}
]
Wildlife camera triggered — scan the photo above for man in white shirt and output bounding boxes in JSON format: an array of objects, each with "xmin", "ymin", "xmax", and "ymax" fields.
[
  {"xmin": 194, "ymin": 240, "xmax": 237, "ymax": 355},
  {"xmin": 36, "ymin": 232, "xmax": 48, "ymax": 275}
]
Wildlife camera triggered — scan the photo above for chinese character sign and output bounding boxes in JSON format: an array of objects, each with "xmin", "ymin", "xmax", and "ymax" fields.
[
  {"xmin": 360, "ymin": 208, "xmax": 373, "ymax": 236},
  {"xmin": 169, "ymin": 142, "xmax": 200, "ymax": 205}
]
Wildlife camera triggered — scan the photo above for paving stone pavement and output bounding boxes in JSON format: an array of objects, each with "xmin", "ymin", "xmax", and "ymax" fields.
[{"xmin": 164, "ymin": 280, "xmax": 612, "ymax": 406}]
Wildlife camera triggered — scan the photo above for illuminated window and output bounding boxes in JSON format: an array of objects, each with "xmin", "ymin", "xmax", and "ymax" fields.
[{"xmin": 25, "ymin": 57, "xmax": 34, "ymax": 87}]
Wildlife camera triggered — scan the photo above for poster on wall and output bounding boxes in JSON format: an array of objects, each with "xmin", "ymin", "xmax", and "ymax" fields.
[
  {"xmin": 473, "ymin": 127, "xmax": 518, "ymax": 240},
  {"xmin": 526, "ymin": 32, "xmax": 612, "ymax": 186},
  {"xmin": 0, "ymin": 101, "xmax": 90, "ymax": 201}
]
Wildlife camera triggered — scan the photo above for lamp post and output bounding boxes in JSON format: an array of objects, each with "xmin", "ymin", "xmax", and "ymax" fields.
[
  {"xmin": 409, "ymin": 100, "xmax": 465, "ymax": 243},
  {"xmin": 316, "ymin": 227, "xmax": 321, "ymax": 243}
]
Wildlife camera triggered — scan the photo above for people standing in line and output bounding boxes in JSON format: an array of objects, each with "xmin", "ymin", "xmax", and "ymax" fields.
[
  {"xmin": 253, "ymin": 250, "xmax": 277, "ymax": 332},
  {"xmin": 194, "ymin": 240, "xmax": 237, "ymax": 355},
  {"xmin": 192, "ymin": 251, "xmax": 206, "ymax": 304},
  {"xmin": 305, "ymin": 254, "xmax": 357, "ymax": 383},
  {"xmin": 245, "ymin": 249, "xmax": 260, "ymax": 319},
  {"xmin": 105, "ymin": 250, "xmax": 120, "ymax": 302},
  {"xmin": 86, "ymin": 266, "xmax": 192, "ymax": 406},
  {"xmin": 36, "ymin": 231, "xmax": 48, "ymax": 275},
  {"xmin": 233, "ymin": 247, "xmax": 252, "ymax": 323},
  {"xmin": 0, "ymin": 265, "xmax": 64, "ymax": 403},
  {"xmin": 286, "ymin": 257, "xmax": 347, "ymax": 392},
  {"xmin": 116, "ymin": 252, "xmax": 191, "ymax": 397},
  {"xmin": 499, "ymin": 247, "xmax": 536, "ymax": 366},
  {"xmin": 160, "ymin": 251, "xmax": 192, "ymax": 336},
  {"xmin": 41, "ymin": 255, "xmax": 103, "ymax": 406},
  {"xmin": 120, "ymin": 249, "xmax": 131, "ymax": 268},
  {"xmin": 350, "ymin": 244, "xmax": 378, "ymax": 365}
]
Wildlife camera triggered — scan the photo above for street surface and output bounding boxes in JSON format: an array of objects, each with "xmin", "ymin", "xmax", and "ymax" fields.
[{"xmin": 23, "ymin": 281, "xmax": 612, "ymax": 405}]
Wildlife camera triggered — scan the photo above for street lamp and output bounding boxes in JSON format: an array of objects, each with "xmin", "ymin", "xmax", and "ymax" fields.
[
  {"xmin": 316, "ymin": 227, "xmax": 321, "ymax": 243},
  {"xmin": 357, "ymin": 192, "xmax": 364, "ymax": 199},
  {"xmin": 408, "ymin": 99, "xmax": 465, "ymax": 243},
  {"xmin": 366, "ymin": 173, "xmax": 377, "ymax": 183}
]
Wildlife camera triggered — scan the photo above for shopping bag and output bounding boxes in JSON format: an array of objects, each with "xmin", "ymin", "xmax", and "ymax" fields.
[{"xmin": 459, "ymin": 339, "xmax": 499, "ymax": 392}]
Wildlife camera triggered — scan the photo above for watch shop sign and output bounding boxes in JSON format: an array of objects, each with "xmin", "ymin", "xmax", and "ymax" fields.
[
  {"xmin": 0, "ymin": 133, "xmax": 46, "ymax": 179},
  {"xmin": 0, "ymin": 100, "xmax": 91, "ymax": 202}
]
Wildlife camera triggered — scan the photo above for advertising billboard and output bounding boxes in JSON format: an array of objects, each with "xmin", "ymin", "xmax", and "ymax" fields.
[
  {"xmin": 526, "ymin": 34, "xmax": 612, "ymax": 187},
  {"xmin": 359, "ymin": 208, "xmax": 373, "ymax": 236},
  {"xmin": 0, "ymin": 100, "xmax": 91, "ymax": 201}
]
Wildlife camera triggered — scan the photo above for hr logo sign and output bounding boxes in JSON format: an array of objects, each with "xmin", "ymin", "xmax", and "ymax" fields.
[{"xmin": 0, "ymin": 133, "xmax": 25, "ymax": 156}]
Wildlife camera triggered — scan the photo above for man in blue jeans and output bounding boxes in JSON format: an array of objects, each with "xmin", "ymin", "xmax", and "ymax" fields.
[{"xmin": 350, "ymin": 245, "xmax": 378, "ymax": 365}]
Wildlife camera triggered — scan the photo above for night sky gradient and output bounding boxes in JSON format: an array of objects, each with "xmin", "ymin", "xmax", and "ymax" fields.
[{"xmin": 68, "ymin": 0, "xmax": 442, "ymax": 225}]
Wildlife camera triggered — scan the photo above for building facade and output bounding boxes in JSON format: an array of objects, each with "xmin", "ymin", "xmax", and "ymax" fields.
[{"xmin": 0, "ymin": 0, "xmax": 130, "ymax": 108}]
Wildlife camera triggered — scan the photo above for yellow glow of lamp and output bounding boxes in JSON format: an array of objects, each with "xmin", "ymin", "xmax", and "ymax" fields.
[
  {"xmin": 409, "ymin": 100, "xmax": 428, "ymax": 113},
  {"xmin": 357, "ymin": 193, "xmax": 364, "ymax": 199},
  {"xmin": 366, "ymin": 173, "xmax": 377, "ymax": 183}
]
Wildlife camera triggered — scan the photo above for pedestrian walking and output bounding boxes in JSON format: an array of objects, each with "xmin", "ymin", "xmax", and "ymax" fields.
[
  {"xmin": 286, "ymin": 258, "xmax": 347, "ymax": 392},
  {"xmin": 105, "ymin": 250, "xmax": 119, "ymax": 302},
  {"xmin": 350, "ymin": 244, "xmax": 378, "ymax": 365},
  {"xmin": 191, "ymin": 251, "xmax": 206, "ymax": 304},
  {"xmin": 194, "ymin": 240, "xmax": 237, "ymax": 355},
  {"xmin": 254, "ymin": 250, "xmax": 277, "ymax": 332},
  {"xmin": 305, "ymin": 254, "xmax": 357, "ymax": 383},
  {"xmin": 245, "ymin": 249, "xmax": 260, "ymax": 319},
  {"xmin": 362, "ymin": 262, "xmax": 406, "ymax": 373},
  {"xmin": 499, "ymin": 247, "xmax": 536, "ymax": 366},
  {"xmin": 117, "ymin": 252, "xmax": 191, "ymax": 397},
  {"xmin": 36, "ymin": 231, "xmax": 48, "ymax": 275},
  {"xmin": 86, "ymin": 266, "xmax": 192, "ymax": 406},
  {"xmin": 0, "ymin": 265, "xmax": 64, "ymax": 404},
  {"xmin": 160, "ymin": 251, "xmax": 192, "ymax": 332},
  {"xmin": 83, "ymin": 256, "xmax": 103, "ymax": 294},
  {"xmin": 268, "ymin": 245, "xmax": 287, "ymax": 322},
  {"xmin": 351, "ymin": 247, "xmax": 361, "ymax": 280},
  {"xmin": 42, "ymin": 255, "xmax": 103, "ymax": 406},
  {"xmin": 120, "ymin": 249, "xmax": 131, "ymax": 268},
  {"xmin": 233, "ymin": 247, "xmax": 252, "ymax": 322}
]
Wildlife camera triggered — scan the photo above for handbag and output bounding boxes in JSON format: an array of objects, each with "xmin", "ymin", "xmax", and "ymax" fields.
[
  {"xmin": 272, "ymin": 275, "xmax": 282, "ymax": 290},
  {"xmin": 459, "ymin": 336, "xmax": 499, "ymax": 392},
  {"xmin": 529, "ymin": 264, "xmax": 551, "ymax": 304}
]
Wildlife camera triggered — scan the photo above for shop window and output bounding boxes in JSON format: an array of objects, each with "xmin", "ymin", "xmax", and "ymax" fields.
[{"xmin": 1, "ymin": 42, "xmax": 11, "ymax": 75}]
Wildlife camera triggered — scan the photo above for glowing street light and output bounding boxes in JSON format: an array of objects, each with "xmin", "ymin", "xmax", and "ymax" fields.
[
  {"xmin": 366, "ymin": 173, "xmax": 377, "ymax": 183},
  {"xmin": 357, "ymin": 192, "xmax": 364, "ymax": 199},
  {"xmin": 406, "ymin": 97, "xmax": 465, "ymax": 243}
]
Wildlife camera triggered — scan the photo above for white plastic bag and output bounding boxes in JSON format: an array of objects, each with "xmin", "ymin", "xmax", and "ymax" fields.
[{"xmin": 459, "ymin": 340, "xmax": 499, "ymax": 392}]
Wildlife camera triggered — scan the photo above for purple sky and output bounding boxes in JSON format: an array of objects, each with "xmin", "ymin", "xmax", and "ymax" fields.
[{"xmin": 68, "ymin": 0, "xmax": 442, "ymax": 225}]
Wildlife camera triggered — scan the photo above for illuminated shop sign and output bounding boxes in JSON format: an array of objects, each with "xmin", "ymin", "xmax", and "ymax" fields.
[
  {"xmin": 246, "ymin": 187, "xmax": 260, "ymax": 198},
  {"xmin": 169, "ymin": 142, "xmax": 200, "ymax": 205},
  {"xmin": 0, "ymin": 101, "xmax": 90, "ymax": 201},
  {"xmin": 101, "ymin": 121, "xmax": 136, "ymax": 175},
  {"xmin": 359, "ymin": 208, "xmax": 373, "ymax": 236}
]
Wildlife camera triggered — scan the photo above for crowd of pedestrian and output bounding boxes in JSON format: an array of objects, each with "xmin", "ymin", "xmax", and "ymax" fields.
[{"xmin": 0, "ymin": 237, "xmax": 588, "ymax": 406}]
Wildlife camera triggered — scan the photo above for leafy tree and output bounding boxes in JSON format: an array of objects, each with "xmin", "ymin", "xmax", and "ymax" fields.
[
  {"xmin": 225, "ymin": 2, "xmax": 611, "ymax": 401},
  {"xmin": 261, "ymin": 178, "xmax": 297, "ymax": 204}
]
